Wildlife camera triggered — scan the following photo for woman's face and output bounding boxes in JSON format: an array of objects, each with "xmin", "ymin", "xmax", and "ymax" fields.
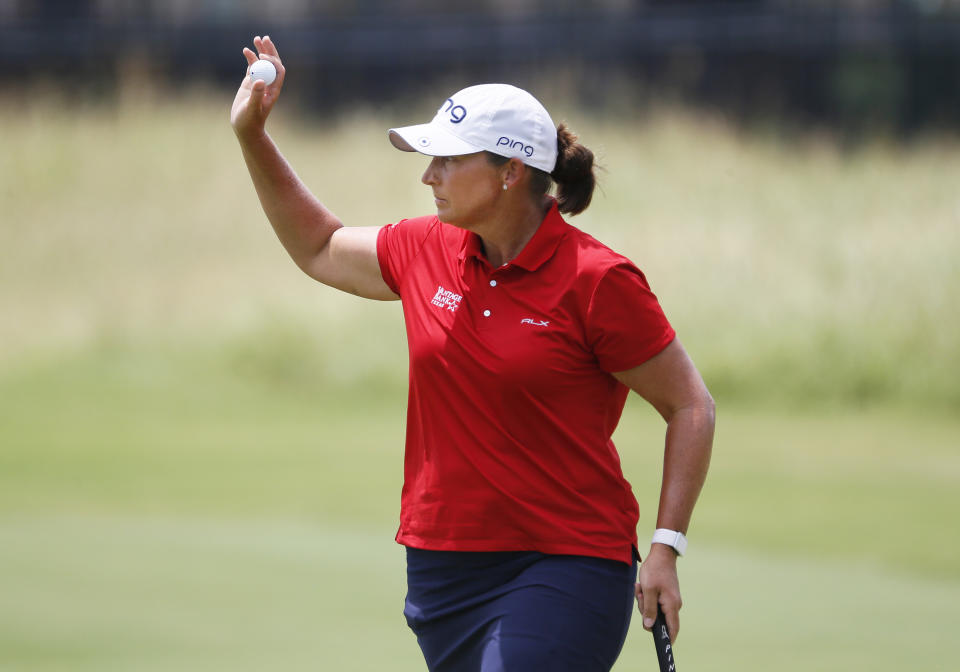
[{"xmin": 421, "ymin": 152, "xmax": 503, "ymax": 229}]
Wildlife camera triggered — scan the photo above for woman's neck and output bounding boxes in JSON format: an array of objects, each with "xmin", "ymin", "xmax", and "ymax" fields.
[{"xmin": 478, "ymin": 197, "xmax": 551, "ymax": 268}]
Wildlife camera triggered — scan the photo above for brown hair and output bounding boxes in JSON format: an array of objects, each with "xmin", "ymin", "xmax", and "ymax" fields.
[{"xmin": 485, "ymin": 122, "xmax": 597, "ymax": 216}]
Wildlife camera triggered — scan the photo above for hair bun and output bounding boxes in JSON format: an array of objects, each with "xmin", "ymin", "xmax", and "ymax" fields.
[{"xmin": 550, "ymin": 123, "xmax": 595, "ymax": 215}]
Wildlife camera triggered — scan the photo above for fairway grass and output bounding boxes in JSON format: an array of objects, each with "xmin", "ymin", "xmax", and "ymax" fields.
[
  {"xmin": 1, "ymin": 514, "xmax": 957, "ymax": 671},
  {"xmin": 2, "ymin": 342, "xmax": 957, "ymax": 579},
  {"xmin": 1, "ymin": 342, "xmax": 958, "ymax": 670}
]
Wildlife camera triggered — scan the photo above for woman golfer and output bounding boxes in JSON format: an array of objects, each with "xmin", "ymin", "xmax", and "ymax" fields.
[{"xmin": 232, "ymin": 36, "xmax": 714, "ymax": 672}]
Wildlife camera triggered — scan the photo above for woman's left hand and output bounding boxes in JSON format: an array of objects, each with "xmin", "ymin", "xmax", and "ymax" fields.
[
  {"xmin": 615, "ymin": 338, "xmax": 714, "ymax": 646},
  {"xmin": 636, "ymin": 543, "xmax": 682, "ymax": 643}
]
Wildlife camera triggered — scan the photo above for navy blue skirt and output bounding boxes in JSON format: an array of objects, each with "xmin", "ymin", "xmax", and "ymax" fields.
[{"xmin": 404, "ymin": 547, "xmax": 637, "ymax": 672}]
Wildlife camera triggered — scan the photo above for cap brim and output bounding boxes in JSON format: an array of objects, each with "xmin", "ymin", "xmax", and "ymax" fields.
[{"xmin": 388, "ymin": 122, "xmax": 482, "ymax": 157}]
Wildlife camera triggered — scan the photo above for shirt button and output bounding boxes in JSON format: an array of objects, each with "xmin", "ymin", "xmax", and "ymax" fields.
[
  {"xmin": 483, "ymin": 310, "xmax": 491, "ymax": 317},
  {"xmin": 489, "ymin": 280, "xmax": 497, "ymax": 287}
]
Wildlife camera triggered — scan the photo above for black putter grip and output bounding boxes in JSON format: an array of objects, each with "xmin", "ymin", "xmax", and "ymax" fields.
[{"xmin": 652, "ymin": 606, "xmax": 677, "ymax": 672}]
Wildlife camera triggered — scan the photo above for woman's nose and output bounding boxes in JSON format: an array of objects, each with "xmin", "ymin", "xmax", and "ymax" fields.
[{"xmin": 421, "ymin": 157, "xmax": 441, "ymax": 185}]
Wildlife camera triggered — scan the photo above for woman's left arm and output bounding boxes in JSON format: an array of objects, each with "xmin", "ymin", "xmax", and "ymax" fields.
[{"xmin": 613, "ymin": 338, "xmax": 715, "ymax": 644}]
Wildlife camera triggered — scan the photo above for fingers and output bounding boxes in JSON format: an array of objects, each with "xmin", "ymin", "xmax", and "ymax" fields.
[
  {"xmin": 641, "ymin": 586, "xmax": 660, "ymax": 631},
  {"xmin": 243, "ymin": 47, "xmax": 258, "ymax": 67},
  {"xmin": 640, "ymin": 589, "xmax": 682, "ymax": 642},
  {"xmin": 256, "ymin": 34, "xmax": 280, "ymax": 58},
  {"xmin": 664, "ymin": 602, "xmax": 681, "ymax": 644},
  {"xmin": 249, "ymin": 78, "xmax": 267, "ymax": 103},
  {"xmin": 251, "ymin": 35, "xmax": 285, "ymax": 90}
]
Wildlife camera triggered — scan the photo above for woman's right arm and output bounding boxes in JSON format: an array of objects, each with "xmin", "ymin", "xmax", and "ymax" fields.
[{"xmin": 230, "ymin": 36, "xmax": 398, "ymax": 301}]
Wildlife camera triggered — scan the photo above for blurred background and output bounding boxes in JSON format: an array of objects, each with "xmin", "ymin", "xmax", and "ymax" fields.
[{"xmin": 1, "ymin": 1, "xmax": 958, "ymax": 670}]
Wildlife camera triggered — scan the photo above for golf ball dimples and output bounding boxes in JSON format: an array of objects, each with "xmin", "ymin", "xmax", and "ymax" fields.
[{"xmin": 250, "ymin": 59, "xmax": 276, "ymax": 85}]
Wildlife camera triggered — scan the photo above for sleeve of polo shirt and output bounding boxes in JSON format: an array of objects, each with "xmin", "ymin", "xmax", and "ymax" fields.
[
  {"xmin": 376, "ymin": 216, "xmax": 437, "ymax": 296},
  {"xmin": 586, "ymin": 262, "xmax": 677, "ymax": 373}
]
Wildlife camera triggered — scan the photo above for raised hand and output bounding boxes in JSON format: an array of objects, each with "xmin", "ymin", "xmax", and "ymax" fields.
[{"xmin": 230, "ymin": 35, "xmax": 287, "ymax": 139}]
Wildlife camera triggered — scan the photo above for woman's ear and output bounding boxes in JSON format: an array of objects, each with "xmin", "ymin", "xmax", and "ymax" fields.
[{"xmin": 502, "ymin": 158, "xmax": 527, "ymax": 190}]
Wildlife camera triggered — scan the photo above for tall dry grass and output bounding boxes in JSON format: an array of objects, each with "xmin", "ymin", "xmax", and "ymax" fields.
[{"xmin": 1, "ymin": 89, "xmax": 957, "ymax": 408}]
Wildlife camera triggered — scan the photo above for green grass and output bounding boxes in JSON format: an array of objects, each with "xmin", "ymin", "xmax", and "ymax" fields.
[
  {"xmin": 3, "ymin": 513, "xmax": 957, "ymax": 671},
  {"xmin": 3, "ymin": 342, "xmax": 956, "ymax": 578},
  {"xmin": 1, "ymin": 90, "xmax": 959, "ymax": 669},
  {"xmin": 1, "ymin": 345, "xmax": 958, "ymax": 670}
]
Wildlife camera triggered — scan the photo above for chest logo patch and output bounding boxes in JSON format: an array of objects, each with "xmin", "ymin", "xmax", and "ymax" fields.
[
  {"xmin": 431, "ymin": 285, "xmax": 463, "ymax": 313},
  {"xmin": 521, "ymin": 318, "xmax": 550, "ymax": 327}
]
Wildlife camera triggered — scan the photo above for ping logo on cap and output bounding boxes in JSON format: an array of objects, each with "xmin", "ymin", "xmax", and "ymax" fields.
[
  {"xmin": 443, "ymin": 98, "xmax": 467, "ymax": 124},
  {"xmin": 497, "ymin": 136, "xmax": 535, "ymax": 157}
]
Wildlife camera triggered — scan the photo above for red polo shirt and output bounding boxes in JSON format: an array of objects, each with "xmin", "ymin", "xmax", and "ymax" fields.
[{"xmin": 377, "ymin": 201, "xmax": 675, "ymax": 564}]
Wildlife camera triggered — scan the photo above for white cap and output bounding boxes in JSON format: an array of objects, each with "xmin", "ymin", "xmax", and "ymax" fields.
[{"xmin": 388, "ymin": 83, "xmax": 558, "ymax": 173}]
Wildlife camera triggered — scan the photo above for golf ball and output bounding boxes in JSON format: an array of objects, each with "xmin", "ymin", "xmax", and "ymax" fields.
[{"xmin": 250, "ymin": 59, "xmax": 277, "ymax": 85}]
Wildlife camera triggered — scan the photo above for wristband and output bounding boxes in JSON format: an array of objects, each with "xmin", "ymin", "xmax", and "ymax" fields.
[{"xmin": 652, "ymin": 528, "xmax": 687, "ymax": 556}]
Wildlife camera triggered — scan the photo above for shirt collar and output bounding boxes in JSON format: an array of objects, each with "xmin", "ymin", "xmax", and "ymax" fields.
[{"xmin": 458, "ymin": 199, "xmax": 567, "ymax": 272}]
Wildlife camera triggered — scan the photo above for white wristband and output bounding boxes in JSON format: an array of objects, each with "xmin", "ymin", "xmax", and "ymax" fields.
[{"xmin": 652, "ymin": 528, "xmax": 688, "ymax": 556}]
